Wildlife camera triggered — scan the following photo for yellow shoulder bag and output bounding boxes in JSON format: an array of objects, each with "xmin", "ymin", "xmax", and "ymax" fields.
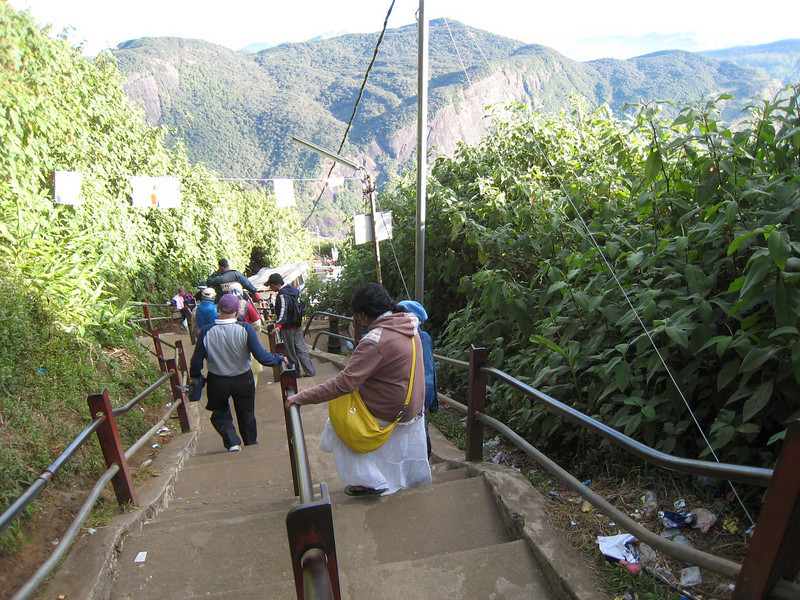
[{"xmin": 328, "ymin": 337, "xmax": 416, "ymax": 453}]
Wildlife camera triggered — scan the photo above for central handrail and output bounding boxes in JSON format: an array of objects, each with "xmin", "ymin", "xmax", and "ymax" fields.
[{"xmin": 286, "ymin": 396, "xmax": 315, "ymax": 503}]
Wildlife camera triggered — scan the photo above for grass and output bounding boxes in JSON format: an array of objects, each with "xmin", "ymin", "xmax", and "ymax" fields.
[{"xmin": 0, "ymin": 278, "xmax": 170, "ymax": 553}]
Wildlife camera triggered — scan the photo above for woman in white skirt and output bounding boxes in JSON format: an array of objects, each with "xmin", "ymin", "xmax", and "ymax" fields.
[{"xmin": 284, "ymin": 283, "xmax": 432, "ymax": 496}]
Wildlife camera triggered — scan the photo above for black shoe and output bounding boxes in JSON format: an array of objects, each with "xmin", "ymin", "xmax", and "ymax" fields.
[{"xmin": 344, "ymin": 485, "xmax": 387, "ymax": 497}]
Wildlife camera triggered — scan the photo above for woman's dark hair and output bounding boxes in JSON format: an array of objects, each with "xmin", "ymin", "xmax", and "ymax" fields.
[{"xmin": 351, "ymin": 282, "xmax": 406, "ymax": 318}]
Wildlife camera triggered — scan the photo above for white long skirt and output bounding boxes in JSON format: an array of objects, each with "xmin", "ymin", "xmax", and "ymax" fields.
[{"xmin": 319, "ymin": 412, "xmax": 432, "ymax": 495}]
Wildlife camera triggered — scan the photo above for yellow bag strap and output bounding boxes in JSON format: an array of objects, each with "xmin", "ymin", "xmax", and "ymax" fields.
[{"xmin": 395, "ymin": 336, "xmax": 417, "ymax": 420}]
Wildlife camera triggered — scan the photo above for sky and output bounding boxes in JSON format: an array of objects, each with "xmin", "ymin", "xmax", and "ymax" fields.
[{"xmin": 9, "ymin": 0, "xmax": 800, "ymax": 62}]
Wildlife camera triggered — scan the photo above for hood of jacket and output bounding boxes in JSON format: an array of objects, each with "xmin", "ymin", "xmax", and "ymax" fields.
[
  {"xmin": 279, "ymin": 284, "xmax": 300, "ymax": 299},
  {"xmin": 367, "ymin": 310, "xmax": 419, "ymax": 339}
]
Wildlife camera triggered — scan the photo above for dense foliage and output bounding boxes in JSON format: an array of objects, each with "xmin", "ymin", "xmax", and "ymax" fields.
[
  {"xmin": 362, "ymin": 89, "xmax": 800, "ymax": 470},
  {"xmin": 0, "ymin": 2, "xmax": 312, "ymax": 549},
  {"xmin": 0, "ymin": 3, "xmax": 312, "ymax": 341}
]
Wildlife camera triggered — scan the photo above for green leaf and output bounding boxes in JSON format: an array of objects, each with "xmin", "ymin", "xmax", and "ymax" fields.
[
  {"xmin": 727, "ymin": 230, "xmax": 761, "ymax": 256},
  {"xmin": 767, "ymin": 230, "xmax": 790, "ymax": 270},
  {"xmin": 529, "ymin": 335, "xmax": 568, "ymax": 359},
  {"xmin": 717, "ymin": 359, "xmax": 740, "ymax": 390},
  {"xmin": 742, "ymin": 380, "xmax": 773, "ymax": 422},
  {"xmin": 740, "ymin": 346, "xmax": 781, "ymax": 372},
  {"xmin": 615, "ymin": 360, "xmax": 631, "ymax": 392},
  {"xmin": 644, "ymin": 149, "xmax": 663, "ymax": 186}
]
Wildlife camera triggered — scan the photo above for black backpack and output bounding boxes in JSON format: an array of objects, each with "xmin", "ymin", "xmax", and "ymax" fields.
[{"xmin": 282, "ymin": 293, "xmax": 306, "ymax": 328}]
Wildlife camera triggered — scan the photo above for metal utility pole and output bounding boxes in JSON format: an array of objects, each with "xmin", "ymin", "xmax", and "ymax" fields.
[{"xmin": 414, "ymin": 0, "xmax": 429, "ymax": 303}]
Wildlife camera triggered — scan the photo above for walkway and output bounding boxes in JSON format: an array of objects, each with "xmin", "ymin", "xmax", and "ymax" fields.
[{"xmin": 40, "ymin": 329, "xmax": 607, "ymax": 599}]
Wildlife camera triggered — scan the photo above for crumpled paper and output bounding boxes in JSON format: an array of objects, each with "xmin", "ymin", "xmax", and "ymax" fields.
[{"xmin": 597, "ymin": 533, "xmax": 639, "ymax": 562}]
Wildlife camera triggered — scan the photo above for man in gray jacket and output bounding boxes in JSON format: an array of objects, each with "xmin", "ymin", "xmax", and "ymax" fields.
[{"xmin": 190, "ymin": 293, "xmax": 287, "ymax": 451}]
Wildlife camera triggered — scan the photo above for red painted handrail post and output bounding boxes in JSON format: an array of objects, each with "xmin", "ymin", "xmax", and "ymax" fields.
[
  {"xmin": 87, "ymin": 389, "xmax": 137, "ymax": 506},
  {"xmin": 175, "ymin": 339, "xmax": 190, "ymax": 380},
  {"xmin": 733, "ymin": 419, "xmax": 800, "ymax": 599},
  {"xmin": 142, "ymin": 303, "xmax": 153, "ymax": 332},
  {"xmin": 152, "ymin": 329, "xmax": 167, "ymax": 373},
  {"xmin": 268, "ymin": 326, "xmax": 284, "ymax": 383},
  {"xmin": 465, "ymin": 345, "xmax": 488, "ymax": 462},
  {"xmin": 166, "ymin": 357, "xmax": 191, "ymax": 433}
]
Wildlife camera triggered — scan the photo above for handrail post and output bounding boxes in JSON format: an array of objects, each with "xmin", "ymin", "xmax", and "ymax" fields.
[
  {"xmin": 268, "ymin": 327, "xmax": 286, "ymax": 383},
  {"xmin": 327, "ymin": 316, "xmax": 341, "ymax": 354},
  {"xmin": 175, "ymin": 339, "xmax": 189, "ymax": 378},
  {"xmin": 733, "ymin": 419, "xmax": 800, "ymax": 599},
  {"xmin": 286, "ymin": 482, "xmax": 341, "ymax": 600},
  {"xmin": 353, "ymin": 319, "xmax": 362, "ymax": 345},
  {"xmin": 87, "ymin": 389, "xmax": 137, "ymax": 506},
  {"xmin": 142, "ymin": 303, "xmax": 154, "ymax": 333},
  {"xmin": 165, "ymin": 357, "xmax": 191, "ymax": 433},
  {"xmin": 152, "ymin": 329, "xmax": 167, "ymax": 373},
  {"xmin": 465, "ymin": 345, "xmax": 488, "ymax": 462}
]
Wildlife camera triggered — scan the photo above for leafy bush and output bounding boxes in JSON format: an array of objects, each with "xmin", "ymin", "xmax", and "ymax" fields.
[
  {"xmin": 0, "ymin": 3, "xmax": 313, "ymax": 344},
  {"xmin": 376, "ymin": 89, "xmax": 800, "ymax": 469}
]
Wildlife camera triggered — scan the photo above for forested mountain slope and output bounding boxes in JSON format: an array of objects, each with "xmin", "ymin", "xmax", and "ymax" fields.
[{"xmin": 112, "ymin": 20, "xmax": 783, "ymax": 237}]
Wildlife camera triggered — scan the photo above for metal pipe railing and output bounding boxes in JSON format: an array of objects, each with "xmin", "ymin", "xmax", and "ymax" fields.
[
  {"xmin": 0, "ymin": 416, "xmax": 105, "ymax": 535},
  {"xmin": 11, "ymin": 464, "xmax": 121, "ymax": 600},
  {"xmin": 441, "ymin": 393, "xmax": 800, "ymax": 600},
  {"xmin": 433, "ymin": 354, "xmax": 773, "ymax": 486},
  {"xmin": 2, "ymin": 322, "xmax": 192, "ymax": 600},
  {"xmin": 486, "ymin": 366, "xmax": 773, "ymax": 487},
  {"xmin": 286, "ymin": 399, "xmax": 314, "ymax": 503}
]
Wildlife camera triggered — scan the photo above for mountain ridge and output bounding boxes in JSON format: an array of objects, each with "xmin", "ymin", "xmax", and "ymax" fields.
[{"xmin": 111, "ymin": 19, "xmax": 795, "ymax": 237}]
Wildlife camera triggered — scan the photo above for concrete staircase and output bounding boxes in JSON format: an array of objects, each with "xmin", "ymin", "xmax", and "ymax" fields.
[{"xmin": 42, "ymin": 342, "xmax": 606, "ymax": 600}]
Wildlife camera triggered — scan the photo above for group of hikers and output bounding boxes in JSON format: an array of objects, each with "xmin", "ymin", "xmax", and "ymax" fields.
[{"xmin": 180, "ymin": 258, "xmax": 439, "ymax": 498}]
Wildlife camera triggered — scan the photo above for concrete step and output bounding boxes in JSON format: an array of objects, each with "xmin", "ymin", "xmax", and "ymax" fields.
[
  {"xmin": 110, "ymin": 499, "xmax": 295, "ymax": 599},
  {"xmin": 330, "ymin": 475, "xmax": 511, "ymax": 569},
  {"xmin": 111, "ymin": 474, "xmax": 505, "ymax": 599},
  {"xmin": 340, "ymin": 538, "xmax": 556, "ymax": 599}
]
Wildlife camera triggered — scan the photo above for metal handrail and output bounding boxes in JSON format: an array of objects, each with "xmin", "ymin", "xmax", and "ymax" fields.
[
  {"xmin": 286, "ymin": 397, "xmax": 315, "ymax": 503},
  {"xmin": 486, "ymin": 366, "xmax": 773, "ymax": 486},
  {"xmin": 432, "ymin": 354, "xmax": 772, "ymax": 486},
  {"xmin": 0, "ymin": 416, "xmax": 105, "ymax": 535},
  {"xmin": 440, "ymin": 394, "xmax": 799, "ymax": 600},
  {"xmin": 2, "ymin": 327, "xmax": 191, "ymax": 600},
  {"xmin": 11, "ymin": 464, "xmax": 121, "ymax": 600},
  {"xmin": 114, "ymin": 372, "xmax": 174, "ymax": 416}
]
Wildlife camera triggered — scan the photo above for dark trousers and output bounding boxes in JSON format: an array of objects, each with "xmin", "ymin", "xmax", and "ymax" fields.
[{"xmin": 206, "ymin": 371, "xmax": 257, "ymax": 449}]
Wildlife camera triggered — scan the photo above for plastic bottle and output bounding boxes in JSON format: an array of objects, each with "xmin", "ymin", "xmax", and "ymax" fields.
[{"xmin": 641, "ymin": 490, "xmax": 658, "ymax": 521}]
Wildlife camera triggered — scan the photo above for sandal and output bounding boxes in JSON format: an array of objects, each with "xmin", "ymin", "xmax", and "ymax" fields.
[{"xmin": 344, "ymin": 485, "xmax": 387, "ymax": 497}]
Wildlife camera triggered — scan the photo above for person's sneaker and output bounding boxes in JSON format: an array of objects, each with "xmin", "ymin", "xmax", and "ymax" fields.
[{"xmin": 228, "ymin": 445, "xmax": 241, "ymax": 452}]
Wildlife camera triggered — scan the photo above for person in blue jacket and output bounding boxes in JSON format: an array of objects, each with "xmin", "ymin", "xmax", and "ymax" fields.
[
  {"xmin": 398, "ymin": 300, "xmax": 438, "ymax": 457},
  {"xmin": 190, "ymin": 293, "xmax": 287, "ymax": 452},
  {"xmin": 193, "ymin": 286, "xmax": 219, "ymax": 332}
]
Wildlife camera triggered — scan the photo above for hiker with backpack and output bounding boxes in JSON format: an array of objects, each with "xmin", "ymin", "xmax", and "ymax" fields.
[{"xmin": 267, "ymin": 273, "xmax": 316, "ymax": 378}]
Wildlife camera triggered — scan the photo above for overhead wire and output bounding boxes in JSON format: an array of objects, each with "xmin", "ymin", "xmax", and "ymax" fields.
[
  {"xmin": 454, "ymin": 21, "xmax": 757, "ymax": 526},
  {"xmin": 296, "ymin": 0, "xmax": 397, "ymax": 232}
]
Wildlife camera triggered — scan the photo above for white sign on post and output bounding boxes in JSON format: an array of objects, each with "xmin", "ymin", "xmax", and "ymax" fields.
[
  {"xmin": 274, "ymin": 179, "xmax": 296, "ymax": 207},
  {"xmin": 354, "ymin": 211, "xmax": 393, "ymax": 245}
]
